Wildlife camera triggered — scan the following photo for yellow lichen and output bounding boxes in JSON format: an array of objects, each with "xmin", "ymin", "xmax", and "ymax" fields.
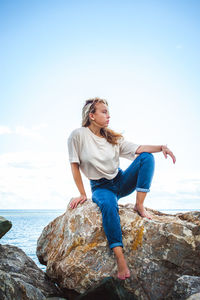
[
  {"xmin": 81, "ymin": 242, "xmax": 98, "ymax": 253},
  {"xmin": 132, "ymin": 226, "xmax": 144, "ymax": 250},
  {"xmin": 66, "ymin": 230, "xmax": 103, "ymax": 256},
  {"xmin": 65, "ymin": 236, "xmax": 85, "ymax": 257}
]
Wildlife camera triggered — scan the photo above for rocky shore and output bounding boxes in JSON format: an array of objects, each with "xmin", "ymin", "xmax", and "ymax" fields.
[{"xmin": 1, "ymin": 201, "xmax": 200, "ymax": 299}]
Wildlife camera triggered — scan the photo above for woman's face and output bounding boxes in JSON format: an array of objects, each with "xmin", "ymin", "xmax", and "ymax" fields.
[{"xmin": 90, "ymin": 102, "xmax": 110, "ymax": 128}]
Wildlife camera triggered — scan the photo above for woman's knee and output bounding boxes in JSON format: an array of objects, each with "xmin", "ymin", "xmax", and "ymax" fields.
[
  {"xmin": 140, "ymin": 152, "xmax": 155, "ymax": 163},
  {"xmin": 92, "ymin": 189, "xmax": 118, "ymax": 211}
]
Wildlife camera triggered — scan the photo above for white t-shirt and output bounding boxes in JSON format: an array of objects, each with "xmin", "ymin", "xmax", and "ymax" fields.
[{"xmin": 67, "ymin": 127, "xmax": 140, "ymax": 180}]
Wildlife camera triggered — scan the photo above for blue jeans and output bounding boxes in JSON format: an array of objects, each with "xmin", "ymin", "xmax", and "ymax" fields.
[{"xmin": 90, "ymin": 152, "xmax": 155, "ymax": 249}]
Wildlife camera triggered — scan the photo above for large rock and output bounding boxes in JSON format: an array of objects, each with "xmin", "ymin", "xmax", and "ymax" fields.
[
  {"xmin": 36, "ymin": 200, "xmax": 200, "ymax": 299},
  {"xmin": 0, "ymin": 216, "xmax": 12, "ymax": 239},
  {"xmin": 0, "ymin": 244, "xmax": 61, "ymax": 300}
]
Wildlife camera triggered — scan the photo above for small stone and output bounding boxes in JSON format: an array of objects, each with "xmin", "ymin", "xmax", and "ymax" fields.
[{"xmin": 172, "ymin": 275, "xmax": 200, "ymax": 299}]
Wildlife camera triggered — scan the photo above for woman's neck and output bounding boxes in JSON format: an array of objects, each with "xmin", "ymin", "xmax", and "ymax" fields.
[{"xmin": 88, "ymin": 124, "xmax": 103, "ymax": 137}]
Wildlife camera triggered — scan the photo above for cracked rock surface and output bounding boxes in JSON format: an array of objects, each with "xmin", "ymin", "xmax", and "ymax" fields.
[
  {"xmin": 0, "ymin": 244, "xmax": 60, "ymax": 300},
  {"xmin": 37, "ymin": 200, "xmax": 200, "ymax": 299}
]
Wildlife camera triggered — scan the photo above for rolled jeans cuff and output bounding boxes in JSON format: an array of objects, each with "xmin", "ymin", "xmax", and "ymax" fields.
[
  {"xmin": 110, "ymin": 242, "xmax": 123, "ymax": 249},
  {"xmin": 136, "ymin": 187, "xmax": 150, "ymax": 192}
]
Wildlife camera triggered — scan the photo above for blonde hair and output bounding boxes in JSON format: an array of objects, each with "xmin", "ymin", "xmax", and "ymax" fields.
[{"xmin": 82, "ymin": 97, "xmax": 123, "ymax": 145}]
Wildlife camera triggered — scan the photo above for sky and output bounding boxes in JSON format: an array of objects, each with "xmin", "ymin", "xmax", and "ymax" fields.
[{"xmin": 0, "ymin": 0, "xmax": 199, "ymax": 210}]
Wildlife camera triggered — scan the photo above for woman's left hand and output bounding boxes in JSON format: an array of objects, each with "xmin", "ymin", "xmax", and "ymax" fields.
[
  {"xmin": 161, "ymin": 145, "xmax": 176, "ymax": 164},
  {"xmin": 69, "ymin": 195, "xmax": 87, "ymax": 209}
]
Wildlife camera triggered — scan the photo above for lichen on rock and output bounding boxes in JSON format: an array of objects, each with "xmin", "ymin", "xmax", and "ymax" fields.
[{"xmin": 36, "ymin": 200, "xmax": 200, "ymax": 299}]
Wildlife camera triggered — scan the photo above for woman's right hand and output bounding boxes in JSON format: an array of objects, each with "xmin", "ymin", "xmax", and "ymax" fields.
[{"xmin": 70, "ymin": 195, "xmax": 87, "ymax": 209}]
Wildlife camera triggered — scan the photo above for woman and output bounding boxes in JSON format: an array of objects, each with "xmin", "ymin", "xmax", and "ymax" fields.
[{"xmin": 67, "ymin": 97, "xmax": 176, "ymax": 280}]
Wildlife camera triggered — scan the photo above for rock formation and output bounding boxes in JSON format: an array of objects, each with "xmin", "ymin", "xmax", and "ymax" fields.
[
  {"xmin": 171, "ymin": 275, "xmax": 200, "ymax": 299},
  {"xmin": 0, "ymin": 216, "xmax": 12, "ymax": 239},
  {"xmin": 37, "ymin": 200, "xmax": 200, "ymax": 299},
  {"xmin": 0, "ymin": 244, "xmax": 61, "ymax": 300}
]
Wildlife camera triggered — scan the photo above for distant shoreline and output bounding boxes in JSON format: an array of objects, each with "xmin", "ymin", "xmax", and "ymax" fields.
[{"xmin": 0, "ymin": 208, "xmax": 199, "ymax": 213}]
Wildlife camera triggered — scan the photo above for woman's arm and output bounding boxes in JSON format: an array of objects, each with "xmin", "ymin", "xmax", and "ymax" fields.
[
  {"xmin": 136, "ymin": 145, "xmax": 176, "ymax": 164},
  {"xmin": 69, "ymin": 163, "xmax": 87, "ymax": 208}
]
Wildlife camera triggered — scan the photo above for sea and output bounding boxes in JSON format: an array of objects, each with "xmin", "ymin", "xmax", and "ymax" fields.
[
  {"xmin": 0, "ymin": 208, "xmax": 199, "ymax": 271},
  {"xmin": 0, "ymin": 209, "xmax": 65, "ymax": 271}
]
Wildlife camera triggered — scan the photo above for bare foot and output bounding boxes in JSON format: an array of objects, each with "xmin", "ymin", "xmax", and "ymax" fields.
[
  {"xmin": 116, "ymin": 256, "xmax": 130, "ymax": 280},
  {"xmin": 134, "ymin": 204, "xmax": 152, "ymax": 220}
]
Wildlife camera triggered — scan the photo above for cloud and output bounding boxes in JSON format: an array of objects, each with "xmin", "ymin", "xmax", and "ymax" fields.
[
  {"xmin": 31, "ymin": 124, "xmax": 48, "ymax": 130},
  {"xmin": 8, "ymin": 162, "xmax": 39, "ymax": 169},
  {"xmin": 15, "ymin": 123, "xmax": 48, "ymax": 138},
  {"xmin": 0, "ymin": 151, "xmax": 82, "ymax": 209},
  {"xmin": 0, "ymin": 126, "xmax": 13, "ymax": 135},
  {"xmin": 15, "ymin": 126, "xmax": 40, "ymax": 138},
  {"xmin": 0, "ymin": 151, "xmax": 199, "ymax": 209},
  {"xmin": 0, "ymin": 123, "xmax": 48, "ymax": 138}
]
